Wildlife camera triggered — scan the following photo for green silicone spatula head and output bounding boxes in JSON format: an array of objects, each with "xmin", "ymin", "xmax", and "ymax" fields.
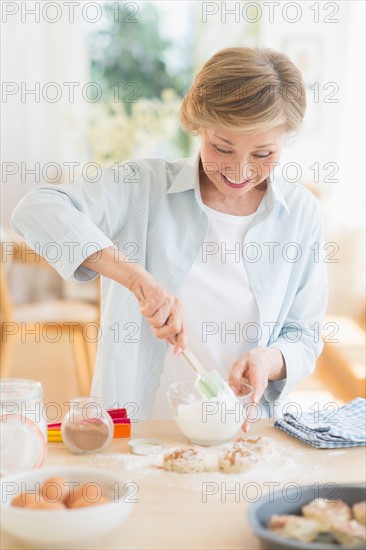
[
  {"xmin": 182, "ymin": 358, "xmax": 229, "ymax": 400},
  {"xmin": 135, "ymin": 286, "xmax": 227, "ymax": 399},
  {"xmin": 195, "ymin": 370, "xmax": 227, "ymax": 400}
]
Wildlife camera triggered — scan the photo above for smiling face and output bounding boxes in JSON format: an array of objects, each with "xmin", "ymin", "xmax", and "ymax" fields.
[{"xmin": 199, "ymin": 126, "xmax": 285, "ymax": 201}]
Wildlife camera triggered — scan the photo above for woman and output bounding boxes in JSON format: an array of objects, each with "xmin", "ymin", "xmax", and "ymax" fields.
[{"xmin": 11, "ymin": 47, "xmax": 328, "ymax": 427}]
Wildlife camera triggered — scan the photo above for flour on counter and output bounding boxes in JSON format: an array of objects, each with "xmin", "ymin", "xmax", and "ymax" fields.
[{"xmin": 87, "ymin": 441, "xmax": 319, "ymax": 492}]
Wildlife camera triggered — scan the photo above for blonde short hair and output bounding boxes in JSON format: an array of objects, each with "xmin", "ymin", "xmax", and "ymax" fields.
[{"xmin": 180, "ymin": 46, "xmax": 306, "ymax": 135}]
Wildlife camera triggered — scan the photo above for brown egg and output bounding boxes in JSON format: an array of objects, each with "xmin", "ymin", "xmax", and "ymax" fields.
[
  {"xmin": 12, "ymin": 492, "xmax": 39, "ymax": 508},
  {"xmin": 68, "ymin": 494, "xmax": 111, "ymax": 509},
  {"xmin": 26, "ymin": 496, "xmax": 66, "ymax": 510},
  {"xmin": 66, "ymin": 482, "xmax": 105, "ymax": 508},
  {"xmin": 40, "ymin": 476, "xmax": 70, "ymax": 504}
]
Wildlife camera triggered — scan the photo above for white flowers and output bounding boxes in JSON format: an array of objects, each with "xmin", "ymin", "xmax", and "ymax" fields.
[{"xmin": 87, "ymin": 88, "xmax": 185, "ymax": 165}]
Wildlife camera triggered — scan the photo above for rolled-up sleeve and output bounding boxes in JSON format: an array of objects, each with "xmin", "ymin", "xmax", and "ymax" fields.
[
  {"xmin": 10, "ymin": 163, "xmax": 137, "ymax": 281},
  {"xmin": 264, "ymin": 202, "xmax": 328, "ymax": 402}
]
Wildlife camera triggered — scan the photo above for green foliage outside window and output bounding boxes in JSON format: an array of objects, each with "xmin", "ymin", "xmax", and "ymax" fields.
[{"xmin": 87, "ymin": 2, "xmax": 193, "ymax": 162}]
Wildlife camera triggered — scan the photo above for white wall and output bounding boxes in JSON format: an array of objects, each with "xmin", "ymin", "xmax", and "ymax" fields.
[{"xmin": 1, "ymin": 6, "xmax": 91, "ymax": 228}]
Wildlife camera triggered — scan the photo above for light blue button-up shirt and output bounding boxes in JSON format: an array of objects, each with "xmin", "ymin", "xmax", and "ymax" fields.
[{"xmin": 11, "ymin": 150, "xmax": 328, "ymax": 420}]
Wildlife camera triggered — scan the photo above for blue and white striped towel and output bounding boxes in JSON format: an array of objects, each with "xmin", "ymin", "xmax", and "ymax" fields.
[{"xmin": 274, "ymin": 397, "xmax": 366, "ymax": 448}]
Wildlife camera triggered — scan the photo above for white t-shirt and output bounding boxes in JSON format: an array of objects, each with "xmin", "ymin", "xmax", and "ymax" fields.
[{"xmin": 151, "ymin": 191, "xmax": 261, "ymax": 419}]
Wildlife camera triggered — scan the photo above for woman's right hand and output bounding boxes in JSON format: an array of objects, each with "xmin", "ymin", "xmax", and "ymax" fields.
[
  {"xmin": 81, "ymin": 247, "xmax": 186, "ymax": 354},
  {"xmin": 124, "ymin": 267, "xmax": 186, "ymax": 355}
]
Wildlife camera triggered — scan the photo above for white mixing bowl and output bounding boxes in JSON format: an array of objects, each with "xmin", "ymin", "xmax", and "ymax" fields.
[{"xmin": 0, "ymin": 466, "xmax": 135, "ymax": 548}]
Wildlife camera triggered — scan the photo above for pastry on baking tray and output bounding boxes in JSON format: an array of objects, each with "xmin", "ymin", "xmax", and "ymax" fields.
[
  {"xmin": 218, "ymin": 446, "xmax": 258, "ymax": 474},
  {"xmin": 353, "ymin": 501, "xmax": 366, "ymax": 525},
  {"xmin": 301, "ymin": 498, "xmax": 352, "ymax": 532},
  {"xmin": 233, "ymin": 435, "xmax": 272, "ymax": 455},
  {"xmin": 330, "ymin": 519, "xmax": 366, "ymax": 548},
  {"xmin": 268, "ymin": 514, "xmax": 319, "ymax": 542},
  {"xmin": 162, "ymin": 448, "xmax": 205, "ymax": 473}
]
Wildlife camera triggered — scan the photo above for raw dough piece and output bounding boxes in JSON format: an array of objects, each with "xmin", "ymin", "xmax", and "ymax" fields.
[
  {"xmin": 353, "ymin": 501, "xmax": 366, "ymax": 525},
  {"xmin": 218, "ymin": 446, "xmax": 258, "ymax": 474},
  {"xmin": 302, "ymin": 498, "xmax": 351, "ymax": 532},
  {"xmin": 330, "ymin": 519, "xmax": 366, "ymax": 548},
  {"xmin": 234, "ymin": 435, "xmax": 272, "ymax": 455},
  {"xmin": 268, "ymin": 514, "xmax": 319, "ymax": 542},
  {"xmin": 162, "ymin": 448, "xmax": 205, "ymax": 473}
]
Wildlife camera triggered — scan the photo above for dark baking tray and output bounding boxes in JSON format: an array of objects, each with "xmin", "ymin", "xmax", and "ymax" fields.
[{"xmin": 248, "ymin": 483, "xmax": 365, "ymax": 550}]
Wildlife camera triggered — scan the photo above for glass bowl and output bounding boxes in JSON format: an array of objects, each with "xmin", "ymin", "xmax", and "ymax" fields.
[{"xmin": 167, "ymin": 379, "xmax": 253, "ymax": 446}]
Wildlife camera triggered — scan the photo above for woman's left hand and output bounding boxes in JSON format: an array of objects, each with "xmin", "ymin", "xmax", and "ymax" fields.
[{"xmin": 228, "ymin": 347, "xmax": 286, "ymax": 433}]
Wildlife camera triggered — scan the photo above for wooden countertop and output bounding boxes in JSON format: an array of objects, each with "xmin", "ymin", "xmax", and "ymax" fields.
[{"xmin": 1, "ymin": 420, "xmax": 365, "ymax": 549}]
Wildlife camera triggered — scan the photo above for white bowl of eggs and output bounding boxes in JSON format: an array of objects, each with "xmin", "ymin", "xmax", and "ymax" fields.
[{"xmin": 0, "ymin": 466, "xmax": 135, "ymax": 548}]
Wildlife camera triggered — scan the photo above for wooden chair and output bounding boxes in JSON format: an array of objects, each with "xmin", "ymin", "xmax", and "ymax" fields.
[
  {"xmin": 0, "ymin": 240, "xmax": 100, "ymax": 394},
  {"xmin": 317, "ymin": 314, "xmax": 366, "ymax": 401}
]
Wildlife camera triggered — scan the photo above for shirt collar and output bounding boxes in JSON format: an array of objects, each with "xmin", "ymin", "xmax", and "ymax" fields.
[
  {"xmin": 265, "ymin": 176, "xmax": 290, "ymax": 214},
  {"xmin": 167, "ymin": 149, "xmax": 200, "ymax": 194},
  {"xmin": 167, "ymin": 148, "xmax": 290, "ymax": 214}
]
